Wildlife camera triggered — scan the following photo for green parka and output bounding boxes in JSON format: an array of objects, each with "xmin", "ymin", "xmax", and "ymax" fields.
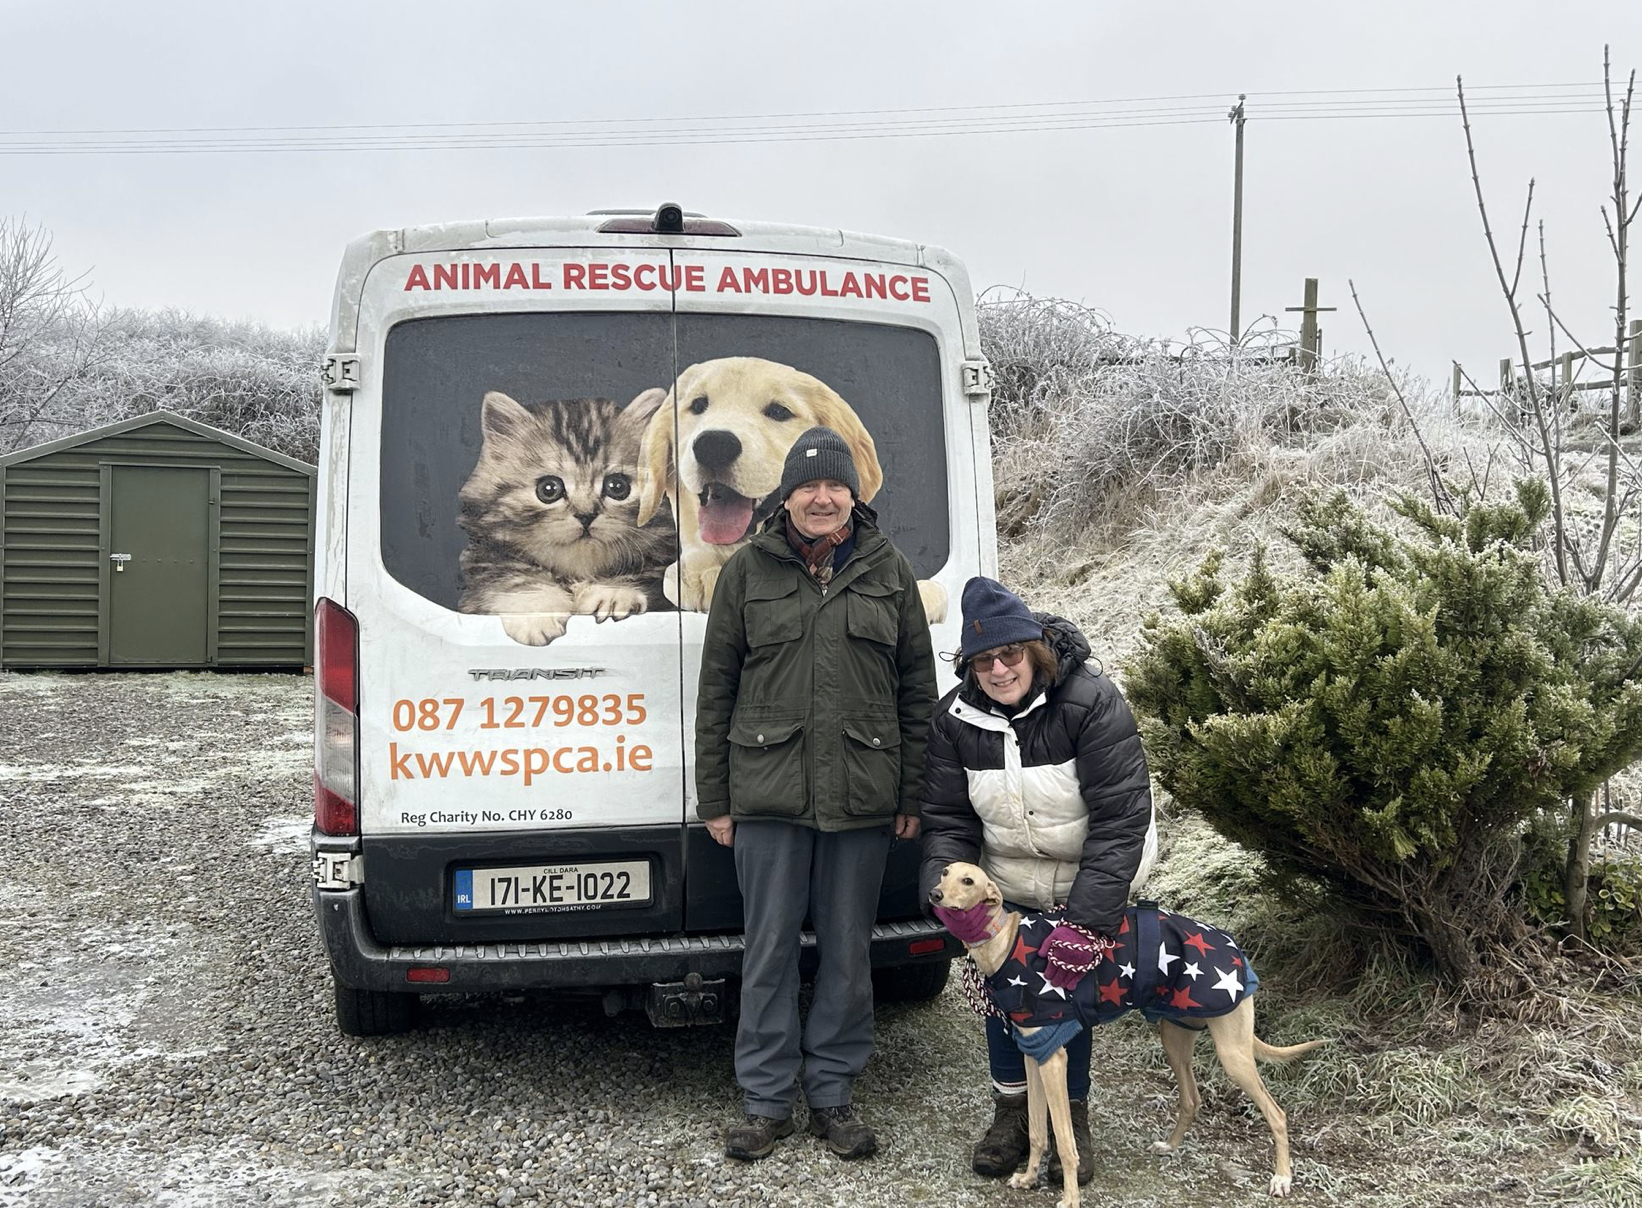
[{"xmin": 695, "ymin": 508, "xmax": 937, "ymax": 831}]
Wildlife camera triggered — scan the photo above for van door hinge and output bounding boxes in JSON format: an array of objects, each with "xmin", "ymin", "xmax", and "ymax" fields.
[
  {"xmin": 961, "ymin": 359, "xmax": 995, "ymax": 400},
  {"xmin": 312, "ymin": 851, "xmax": 363, "ymax": 889},
  {"xmin": 321, "ymin": 354, "xmax": 363, "ymax": 394}
]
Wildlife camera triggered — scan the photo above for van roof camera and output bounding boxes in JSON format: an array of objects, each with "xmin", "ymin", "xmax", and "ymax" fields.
[{"xmin": 653, "ymin": 203, "xmax": 685, "ymax": 235}]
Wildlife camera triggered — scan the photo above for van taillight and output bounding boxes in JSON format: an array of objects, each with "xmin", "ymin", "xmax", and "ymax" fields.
[{"xmin": 314, "ymin": 598, "xmax": 359, "ymax": 836}]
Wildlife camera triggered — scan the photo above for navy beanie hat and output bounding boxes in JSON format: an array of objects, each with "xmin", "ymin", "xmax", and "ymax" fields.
[
  {"xmin": 959, "ymin": 576, "xmax": 1044, "ymax": 660},
  {"xmin": 780, "ymin": 427, "xmax": 860, "ymax": 501}
]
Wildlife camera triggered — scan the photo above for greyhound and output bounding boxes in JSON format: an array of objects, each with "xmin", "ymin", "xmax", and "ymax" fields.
[{"xmin": 929, "ymin": 862, "xmax": 1328, "ymax": 1201}]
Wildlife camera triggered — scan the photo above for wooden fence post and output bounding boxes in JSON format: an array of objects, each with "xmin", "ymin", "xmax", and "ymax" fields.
[
  {"xmin": 1501, "ymin": 358, "xmax": 1518, "ymax": 427},
  {"xmin": 1629, "ymin": 319, "xmax": 1642, "ymax": 429},
  {"xmin": 1452, "ymin": 362, "xmax": 1463, "ymax": 404}
]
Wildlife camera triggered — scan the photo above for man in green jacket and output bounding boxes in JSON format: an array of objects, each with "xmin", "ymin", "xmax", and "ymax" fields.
[{"xmin": 697, "ymin": 426, "xmax": 937, "ymax": 1163}]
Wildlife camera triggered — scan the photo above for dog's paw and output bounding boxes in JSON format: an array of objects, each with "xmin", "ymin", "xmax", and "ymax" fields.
[
  {"xmin": 661, "ymin": 561, "xmax": 681, "ymax": 607},
  {"xmin": 1269, "ymin": 1174, "xmax": 1293, "ymax": 1197},
  {"xmin": 1149, "ymin": 1140, "xmax": 1176, "ymax": 1155},
  {"xmin": 917, "ymin": 578, "xmax": 948, "ymax": 624},
  {"xmin": 1007, "ymin": 1171, "xmax": 1036, "ymax": 1190},
  {"xmin": 574, "ymin": 582, "xmax": 648, "ymax": 622},
  {"xmin": 677, "ymin": 565, "xmax": 721, "ymax": 612},
  {"xmin": 501, "ymin": 613, "xmax": 569, "ymax": 646}
]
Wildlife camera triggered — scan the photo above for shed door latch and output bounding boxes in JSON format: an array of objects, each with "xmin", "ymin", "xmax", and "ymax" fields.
[{"xmin": 110, "ymin": 553, "xmax": 132, "ymax": 572}]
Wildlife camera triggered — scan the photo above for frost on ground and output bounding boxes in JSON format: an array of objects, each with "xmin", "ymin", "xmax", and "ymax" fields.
[{"xmin": 0, "ymin": 669, "xmax": 1616, "ymax": 1207}]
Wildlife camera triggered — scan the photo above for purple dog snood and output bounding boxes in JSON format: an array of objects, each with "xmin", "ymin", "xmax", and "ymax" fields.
[{"xmin": 934, "ymin": 901, "xmax": 997, "ymax": 946}]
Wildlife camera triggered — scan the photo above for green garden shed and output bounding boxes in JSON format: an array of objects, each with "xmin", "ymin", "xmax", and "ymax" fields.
[{"xmin": 0, "ymin": 411, "xmax": 315, "ymax": 670}]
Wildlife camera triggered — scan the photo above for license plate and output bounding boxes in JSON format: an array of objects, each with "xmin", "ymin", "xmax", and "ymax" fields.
[{"xmin": 453, "ymin": 860, "xmax": 652, "ymax": 913}]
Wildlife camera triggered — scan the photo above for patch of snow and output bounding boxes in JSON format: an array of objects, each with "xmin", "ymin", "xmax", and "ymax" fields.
[
  {"xmin": 0, "ymin": 924, "xmax": 221, "ymax": 1104},
  {"xmin": 0, "ymin": 1147, "xmax": 60, "ymax": 1208},
  {"xmin": 0, "ymin": 763, "xmax": 147, "ymax": 783},
  {"xmin": 250, "ymin": 815, "xmax": 309, "ymax": 854}
]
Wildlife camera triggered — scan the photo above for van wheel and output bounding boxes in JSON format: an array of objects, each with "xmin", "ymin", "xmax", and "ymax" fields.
[
  {"xmin": 333, "ymin": 981, "xmax": 419, "ymax": 1037},
  {"xmin": 872, "ymin": 959, "xmax": 951, "ymax": 1003}
]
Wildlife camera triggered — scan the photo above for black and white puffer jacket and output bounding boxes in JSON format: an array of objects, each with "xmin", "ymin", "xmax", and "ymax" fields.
[{"xmin": 918, "ymin": 613, "xmax": 1158, "ymax": 934}]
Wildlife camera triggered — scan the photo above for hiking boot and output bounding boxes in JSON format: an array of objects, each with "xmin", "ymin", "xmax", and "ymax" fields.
[
  {"xmin": 1045, "ymin": 1098, "xmax": 1094, "ymax": 1186},
  {"xmin": 971, "ymin": 1092, "xmax": 1029, "ymax": 1177},
  {"xmin": 808, "ymin": 1104, "xmax": 878, "ymax": 1159},
  {"xmin": 723, "ymin": 1113, "xmax": 794, "ymax": 1161}
]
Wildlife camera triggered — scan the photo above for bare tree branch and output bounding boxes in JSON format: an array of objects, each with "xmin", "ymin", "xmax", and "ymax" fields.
[
  {"xmin": 1351, "ymin": 280, "xmax": 1453, "ymax": 513},
  {"xmin": 1538, "ymin": 299, "xmax": 1623, "ymax": 377},
  {"xmin": 1456, "ymin": 361, "xmax": 1534, "ymax": 458},
  {"xmin": 1510, "ymin": 181, "xmax": 1536, "ymax": 299},
  {"xmin": 1540, "ymin": 220, "xmax": 1557, "ymax": 374},
  {"xmin": 1594, "ymin": 46, "xmax": 1634, "ymax": 578},
  {"xmin": 1459, "ymin": 74, "xmax": 1570, "ymax": 586}
]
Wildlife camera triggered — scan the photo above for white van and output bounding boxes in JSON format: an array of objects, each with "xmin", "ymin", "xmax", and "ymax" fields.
[{"xmin": 310, "ymin": 205, "xmax": 997, "ymax": 1035}]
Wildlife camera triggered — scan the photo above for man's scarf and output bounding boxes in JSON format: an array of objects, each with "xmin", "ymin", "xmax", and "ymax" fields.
[{"xmin": 785, "ymin": 515, "xmax": 853, "ymax": 586}]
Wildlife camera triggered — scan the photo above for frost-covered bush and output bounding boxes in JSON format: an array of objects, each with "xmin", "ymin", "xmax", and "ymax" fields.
[
  {"xmin": 1124, "ymin": 484, "xmax": 1642, "ymax": 983},
  {"xmin": 49, "ymin": 309, "xmax": 325, "ymax": 462},
  {"xmin": 977, "ymin": 289, "xmax": 1476, "ymax": 546}
]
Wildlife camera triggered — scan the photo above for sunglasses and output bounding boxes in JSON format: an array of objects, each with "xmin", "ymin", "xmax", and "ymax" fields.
[{"xmin": 969, "ymin": 644, "xmax": 1028, "ymax": 673}]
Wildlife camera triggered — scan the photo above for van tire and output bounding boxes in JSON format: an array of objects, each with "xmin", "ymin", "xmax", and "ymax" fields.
[
  {"xmin": 871, "ymin": 958, "xmax": 951, "ymax": 1003},
  {"xmin": 334, "ymin": 981, "xmax": 419, "ymax": 1037}
]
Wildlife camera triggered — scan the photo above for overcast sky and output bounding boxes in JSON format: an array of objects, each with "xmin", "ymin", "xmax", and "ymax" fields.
[{"xmin": 4, "ymin": 1, "xmax": 1638, "ymax": 388}]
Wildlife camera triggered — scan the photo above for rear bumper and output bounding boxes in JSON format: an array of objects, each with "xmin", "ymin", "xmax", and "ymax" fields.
[{"xmin": 314, "ymin": 886, "xmax": 960, "ymax": 993}]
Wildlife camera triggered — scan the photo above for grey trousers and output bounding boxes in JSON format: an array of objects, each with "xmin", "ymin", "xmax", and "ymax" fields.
[{"xmin": 733, "ymin": 820, "xmax": 893, "ymax": 1119}]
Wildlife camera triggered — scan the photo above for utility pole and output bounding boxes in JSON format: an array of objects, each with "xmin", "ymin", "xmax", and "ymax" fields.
[
  {"xmin": 1284, "ymin": 278, "xmax": 1336, "ymax": 377},
  {"xmin": 1229, "ymin": 95, "xmax": 1246, "ymax": 343}
]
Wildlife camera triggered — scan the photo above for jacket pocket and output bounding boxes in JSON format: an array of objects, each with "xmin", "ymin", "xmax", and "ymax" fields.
[
  {"xmin": 744, "ymin": 576, "xmax": 802, "ymax": 647},
  {"xmin": 728, "ymin": 715, "xmax": 807, "ymax": 815},
  {"xmin": 845, "ymin": 579, "xmax": 898, "ymax": 647},
  {"xmin": 841, "ymin": 719, "xmax": 902, "ymax": 816}
]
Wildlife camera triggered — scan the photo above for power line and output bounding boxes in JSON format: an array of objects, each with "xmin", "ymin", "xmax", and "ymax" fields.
[
  {"xmin": 0, "ymin": 92, "xmax": 1604, "ymax": 149},
  {"xmin": 0, "ymin": 85, "xmax": 1613, "ymax": 157},
  {"xmin": 0, "ymin": 80, "xmax": 1601, "ymax": 139}
]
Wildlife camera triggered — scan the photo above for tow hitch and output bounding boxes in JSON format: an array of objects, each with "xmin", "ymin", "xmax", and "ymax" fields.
[{"xmin": 646, "ymin": 973, "xmax": 726, "ymax": 1027}]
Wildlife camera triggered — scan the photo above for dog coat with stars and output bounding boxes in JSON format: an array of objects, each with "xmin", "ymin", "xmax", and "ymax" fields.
[{"xmin": 983, "ymin": 903, "xmax": 1258, "ymax": 1052}]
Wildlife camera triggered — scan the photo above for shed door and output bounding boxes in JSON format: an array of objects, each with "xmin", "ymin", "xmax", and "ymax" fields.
[{"xmin": 108, "ymin": 466, "xmax": 211, "ymax": 665}]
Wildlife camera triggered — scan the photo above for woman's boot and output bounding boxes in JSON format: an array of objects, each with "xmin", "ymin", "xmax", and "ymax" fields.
[
  {"xmin": 1044, "ymin": 1099, "xmax": 1094, "ymax": 1185},
  {"xmin": 970, "ymin": 1092, "xmax": 1029, "ymax": 1177}
]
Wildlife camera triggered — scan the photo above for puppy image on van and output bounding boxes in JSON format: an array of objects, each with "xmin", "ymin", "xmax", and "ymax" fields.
[
  {"xmin": 456, "ymin": 386, "xmax": 675, "ymax": 645},
  {"xmin": 636, "ymin": 355, "xmax": 949, "ymax": 621}
]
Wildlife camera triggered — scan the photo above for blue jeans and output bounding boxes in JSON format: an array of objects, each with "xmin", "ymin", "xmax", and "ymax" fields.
[{"xmin": 986, "ymin": 1004, "xmax": 1093, "ymax": 1100}]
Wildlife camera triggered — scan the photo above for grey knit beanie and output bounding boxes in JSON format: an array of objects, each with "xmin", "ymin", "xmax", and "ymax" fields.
[{"xmin": 779, "ymin": 427, "xmax": 859, "ymax": 501}]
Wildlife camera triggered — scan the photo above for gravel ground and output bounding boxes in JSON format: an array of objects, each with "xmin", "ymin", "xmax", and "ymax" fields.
[{"xmin": 0, "ymin": 670, "xmax": 1544, "ymax": 1207}]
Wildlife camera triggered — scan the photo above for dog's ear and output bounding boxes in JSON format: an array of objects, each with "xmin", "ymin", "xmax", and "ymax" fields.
[
  {"xmin": 982, "ymin": 876, "xmax": 1002, "ymax": 908},
  {"xmin": 616, "ymin": 387, "xmax": 667, "ymax": 445},
  {"xmin": 635, "ymin": 390, "xmax": 676, "ymax": 526},
  {"xmin": 480, "ymin": 390, "xmax": 533, "ymax": 443},
  {"xmin": 806, "ymin": 384, "xmax": 884, "ymax": 503}
]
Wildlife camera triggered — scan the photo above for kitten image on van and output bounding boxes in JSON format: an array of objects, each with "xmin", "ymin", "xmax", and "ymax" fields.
[{"xmin": 456, "ymin": 387, "xmax": 675, "ymax": 646}]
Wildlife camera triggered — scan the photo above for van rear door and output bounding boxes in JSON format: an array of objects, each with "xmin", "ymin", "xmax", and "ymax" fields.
[
  {"xmin": 667, "ymin": 249, "xmax": 978, "ymax": 928},
  {"xmin": 349, "ymin": 249, "xmax": 689, "ymax": 945}
]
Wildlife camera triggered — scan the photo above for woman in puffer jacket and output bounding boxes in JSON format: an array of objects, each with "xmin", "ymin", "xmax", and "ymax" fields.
[{"xmin": 919, "ymin": 577, "xmax": 1158, "ymax": 1186}]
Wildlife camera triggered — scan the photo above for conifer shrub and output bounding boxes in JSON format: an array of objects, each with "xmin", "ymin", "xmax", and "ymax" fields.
[{"xmin": 1123, "ymin": 483, "xmax": 1642, "ymax": 982}]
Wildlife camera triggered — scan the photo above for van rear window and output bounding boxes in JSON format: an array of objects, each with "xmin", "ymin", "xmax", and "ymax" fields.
[{"xmin": 378, "ymin": 312, "xmax": 950, "ymax": 615}]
